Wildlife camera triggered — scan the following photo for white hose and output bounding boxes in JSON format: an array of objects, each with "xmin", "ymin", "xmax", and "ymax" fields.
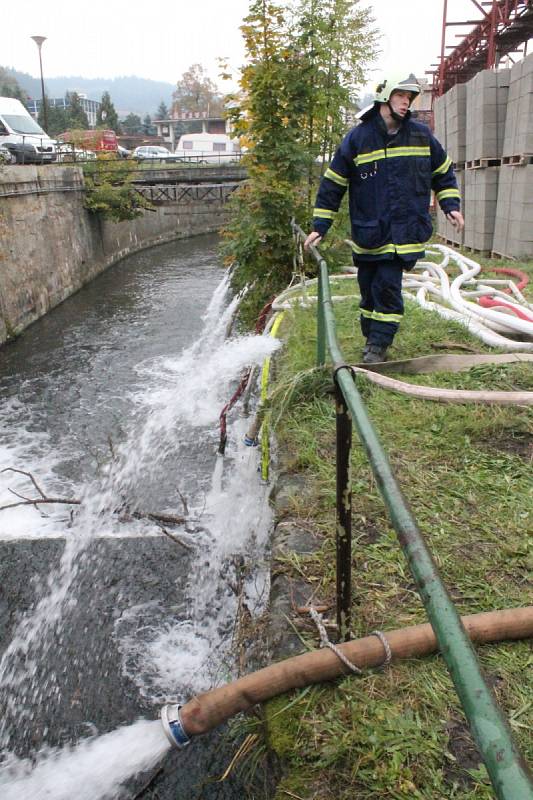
[{"xmin": 404, "ymin": 245, "xmax": 533, "ymax": 351}]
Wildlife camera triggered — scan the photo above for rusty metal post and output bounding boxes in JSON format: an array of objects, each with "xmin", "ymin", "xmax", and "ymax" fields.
[{"xmin": 335, "ymin": 383, "xmax": 352, "ymax": 642}]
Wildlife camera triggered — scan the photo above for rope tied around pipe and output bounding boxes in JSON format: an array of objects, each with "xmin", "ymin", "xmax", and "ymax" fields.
[{"xmin": 309, "ymin": 608, "xmax": 392, "ymax": 673}]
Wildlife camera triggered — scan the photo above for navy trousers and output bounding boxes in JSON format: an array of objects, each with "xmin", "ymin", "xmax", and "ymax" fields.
[{"xmin": 356, "ymin": 257, "xmax": 413, "ymax": 348}]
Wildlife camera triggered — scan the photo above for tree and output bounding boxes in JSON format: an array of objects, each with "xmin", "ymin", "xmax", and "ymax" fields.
[
  {"xmin": 0, "ymin": 68, "xmax": 28, "ymax": 102},
  {"xmin": 291, "ymin": 0, "xmax": 378, "ymax": 191},
  {"xmin": 39, "ymin": 102, "xmax": 69, "ymax": 137},
  {"xmin": 172, "ymin": 64, "xmax": 223, "ymax": 116},
  {"xmin": 154, "ymin": 101, "xmax": 169, "ymax": 120},
  {"xmin": 96, "ymin": 91, "xmax": 120, "ymax": 131},
  {"xmin": 120, "ymin": 113, "xmax": 143, "ymax": 135},
  {"xmin": 66, "ymin": 92, "xmax": 89, "ymax": 129},
  {"xmin": 143, "ymin": 114, "xmax": 155, "ymax": 136},
  {"xmin": 220, "ymin": 0, "xmax": 312, "ymax": 322},
  {"xmin": 220, "ymin": 0, "xmax": 378, "ymax": 324}
]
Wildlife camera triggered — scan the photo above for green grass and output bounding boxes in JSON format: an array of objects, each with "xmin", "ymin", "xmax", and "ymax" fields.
[{"xmin": 261, "ymin": 251, "xmax": 533, "ymax": 799}]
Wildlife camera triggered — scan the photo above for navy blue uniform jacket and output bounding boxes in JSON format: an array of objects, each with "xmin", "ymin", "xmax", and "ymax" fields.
[{"xmin": 313, "ymin": 109, "xmax": 461, "ymax": 263}]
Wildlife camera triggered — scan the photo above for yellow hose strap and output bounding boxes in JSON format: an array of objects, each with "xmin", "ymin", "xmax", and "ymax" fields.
[{"xmin": 260, "ymin": 312, "xmax": 285, "ymax": 481}]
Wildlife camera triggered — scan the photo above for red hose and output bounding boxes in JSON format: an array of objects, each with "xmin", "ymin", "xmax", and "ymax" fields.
[
  {"xmin": 477, "ymin": 266, "xmax": 530, "ymax": 319},
  {"xmin": 218, "ymin": 300, "xmax": 274, "ymax": 454}
]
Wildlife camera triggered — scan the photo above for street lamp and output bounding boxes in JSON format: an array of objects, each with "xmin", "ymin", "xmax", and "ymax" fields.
[{"xmin": 31, "ymin": 35, "xmax": 48, "ymax": 132}]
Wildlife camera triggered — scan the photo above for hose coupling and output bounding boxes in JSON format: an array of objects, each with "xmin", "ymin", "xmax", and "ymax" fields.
[{"xmin": 160, "ymin": 703, "xmax": 191, "ymax": 749}]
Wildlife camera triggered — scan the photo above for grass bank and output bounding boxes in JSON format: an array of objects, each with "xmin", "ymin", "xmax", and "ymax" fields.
[{"xmin": 260, "ymin": 248, "xmax": 532, "ymax": 799}]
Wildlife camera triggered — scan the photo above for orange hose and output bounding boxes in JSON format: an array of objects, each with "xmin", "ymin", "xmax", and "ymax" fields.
[{"xmin": 180, "ymin": 606, "xmax": 533, "ymax": 737}]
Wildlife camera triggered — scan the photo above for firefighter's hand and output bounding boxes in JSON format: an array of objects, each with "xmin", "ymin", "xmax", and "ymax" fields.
[
  {"xmin": 304, "ymin": 231, "xmax": 322, "ymax": 250},
  {"xmin": 446, "ymin": 210, "xmax": 464, "ymax": 232}
]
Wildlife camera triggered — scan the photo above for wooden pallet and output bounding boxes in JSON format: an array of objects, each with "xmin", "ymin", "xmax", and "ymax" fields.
[
  {"xmin": 465, "ymin": 158, "xmax": 502, "ymax": 169},
  {"xmin": 501, "ymin": 154, "xmax": 533, "ymax": 166},
  {"xmin": 491, "ymin": 250, "xmax": 517, "ymax": 261}
]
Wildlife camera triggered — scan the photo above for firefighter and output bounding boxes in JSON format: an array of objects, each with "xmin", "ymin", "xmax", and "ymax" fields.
[{"xmin": 305, "ymin": 73, "xmax": 464, "ymax": 364}]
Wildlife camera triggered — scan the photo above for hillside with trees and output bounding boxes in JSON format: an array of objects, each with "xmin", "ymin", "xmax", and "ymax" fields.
[{"xmin": 0, "ymin": 69, "xmax": 174, "ymax": 117}]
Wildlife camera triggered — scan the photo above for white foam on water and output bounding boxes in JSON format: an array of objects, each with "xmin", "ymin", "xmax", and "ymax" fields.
[
  {"xmin": 0, "ymin": 719, "xmax": 170, "ymax": 800},
  {"xmin": 0, "ymin": 270, "xmax": 280, "ymax": 794}
]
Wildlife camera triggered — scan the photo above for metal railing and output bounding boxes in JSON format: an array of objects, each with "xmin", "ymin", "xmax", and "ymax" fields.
[{"xmin": 291, "ymin": 221, "xmax": 533, "ymax": 800}]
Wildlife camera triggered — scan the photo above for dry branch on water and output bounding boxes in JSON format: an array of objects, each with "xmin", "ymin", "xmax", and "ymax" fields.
[{"xmin": 0, "ymin": 468, "xmax": 195, "ymax": 541}]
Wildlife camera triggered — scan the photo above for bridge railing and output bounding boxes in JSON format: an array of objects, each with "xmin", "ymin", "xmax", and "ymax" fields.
[{"xmin": 291, "ymin": 220, "xmax": 533, "ymax": 800}]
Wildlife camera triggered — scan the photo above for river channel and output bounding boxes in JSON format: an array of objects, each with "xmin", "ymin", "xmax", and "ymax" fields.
[{"xmin": 0, "ymin": 234, "xmax": 278, "ymax": 798}]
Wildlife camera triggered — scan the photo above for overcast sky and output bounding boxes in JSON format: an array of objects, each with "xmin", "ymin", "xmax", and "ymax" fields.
[{"xmin": 1, "ymin": 1, "xmax": 500, "ymax": 92}]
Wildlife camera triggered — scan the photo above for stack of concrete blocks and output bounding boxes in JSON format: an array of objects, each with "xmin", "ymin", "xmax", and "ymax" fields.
[
  {"xmin": 463, "ymin": 167, "xmax": 500, "ymax": 252},
  {"xmin": 492, "ymin": 166, "xmax": 533, "ymax": 257},
  {"xmin": 434, "ymin": 86, "xmax": 466, "ymax": 245},
  {"xmin": 493, "ymin": 54, "xmax": 533, "ymax": 257},
  {"xmin": 463, "ymin": 69, "xmax": 510, "ymax": 252},
  {"xmin": 501, "ymin": 52, "xmax": 533, "ymax": 159},
  {"xmin": 444, "ymin": 83, "xmax": 467, "ymax": 165},
  {"xmin": 435, "ymin": 168, "xmax": 465, "ymax": 246},
  {"xmin": 465, "ymin": 68, "xmax": 510, "ymax": 163}
]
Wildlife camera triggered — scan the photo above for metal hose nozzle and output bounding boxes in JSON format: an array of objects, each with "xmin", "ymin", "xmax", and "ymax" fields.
[{"xmin": 160, "ymin": 703, "xmax": 191, "ymax": 749}]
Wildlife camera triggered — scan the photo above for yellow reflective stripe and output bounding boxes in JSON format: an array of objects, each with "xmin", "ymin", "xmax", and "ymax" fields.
[
  {"xmin": 313, "ymin": 208, "xmax": 337, "ymax": 219},
  {"xmin": 433, "ymin": 155, "xmax": 452, "ymax": 176},
  {"xmin": 355, "ymin": 149, "xmax": 385, "ymax": 166},
  {"xmin": 350, "ymin": 241, "xmax": 428, "ymax": 256},
  {"xmin": 436, "ymin": 188, "xmax": 461, "ymax": 201},
  {"xmin": 324, "ymin": 167, "xmax": 348, "ymax": 187},
  {"xmin": 350, "ymin": 241, "xmax": 396, "ymax": 255},
  {"xmin": 386, "ymin": 146, "xmax": 431, "ymax": 158},
  {"xmin": 372, "ymin": 311, "xmax": 403, "ymax": 323},
  {"xmin": 395, "ymin": 242, "xmax": 428, "ymax": 254},
  {"xmin": 360, "ymin": 308, "xmax": 373, "ymax": 318}
]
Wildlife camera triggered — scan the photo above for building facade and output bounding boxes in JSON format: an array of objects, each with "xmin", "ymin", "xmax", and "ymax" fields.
[
  {"xmin": 155, "ymin": 111, "xmax": 228, "ymax": 151},
  {"xmin": 27, "ymin": 94, "xmax": 101, "ymax": 128}
]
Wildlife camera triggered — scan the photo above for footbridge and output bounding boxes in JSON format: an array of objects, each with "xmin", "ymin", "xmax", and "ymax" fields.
[{"xmin": 132, "ymin": 163, "xmax": 247, "ymax": 205}]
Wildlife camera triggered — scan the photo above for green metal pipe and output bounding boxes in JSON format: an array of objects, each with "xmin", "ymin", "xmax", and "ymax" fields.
[{"xmin": 300, "ymin": 227, "xmax": 533, "ymax": 799}]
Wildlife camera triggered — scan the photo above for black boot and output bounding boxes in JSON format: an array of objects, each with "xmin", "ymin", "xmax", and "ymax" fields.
[{"xmin": 362, "ymin": 344, "xmax": 388, "ymax": 364}]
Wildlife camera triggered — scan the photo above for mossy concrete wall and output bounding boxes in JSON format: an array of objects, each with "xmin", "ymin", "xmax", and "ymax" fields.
[{"xmin": 0, "ymin": 164, "xmax": 229, "ymax": 345}]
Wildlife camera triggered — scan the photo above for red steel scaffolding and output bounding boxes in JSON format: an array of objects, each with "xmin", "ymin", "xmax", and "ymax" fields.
[{"xmin": 430, "ymin": 0, "xmax": 533, "ymax": 97}]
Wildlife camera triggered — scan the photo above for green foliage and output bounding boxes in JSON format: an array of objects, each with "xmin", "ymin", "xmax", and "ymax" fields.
[
  {"xmin": 264, "ymin": 260, "xmax": 533, "ymax": 798},
  {"xmin": 96, "ymin": 91, "xmax": 120, "ymax": 132},
  {"xmin": 65, "ymin": 92, "xmax": 89, "ymax": 129},
  {"xmin": 82, "ymin": 157, "xmax": 153, "ymax": 222},
  {"xmin": 41, "ymin": 102, "xmax": 69, "ymax": 137},
  {"xmin": 221, "ymin": 0, "xmax": 377, "ymax": 325},
  {"xmin": 154, "ymin": 101, "xmax": 169, "ymax": 120},
  {"xmin": 0, "ymin": 68, "xmax": 28, "ymax": 102},
  {"xmin": 120, "ymin": 112, "xmax": 143, "ymax": 135}
]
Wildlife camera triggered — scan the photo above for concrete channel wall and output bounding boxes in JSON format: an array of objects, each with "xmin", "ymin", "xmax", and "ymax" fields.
[
  {"xmin": 0, "ymin": 164, "xmax": 230, "ymax": 345},
  {"xmin": 434, "ymin": 53, "xmax": 533, "ymax": 258}
]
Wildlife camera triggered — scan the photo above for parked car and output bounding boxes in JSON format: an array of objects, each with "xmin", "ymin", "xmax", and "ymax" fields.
[
  {"xmin": 132, "ymin": 145, "xmax": 177, "ymax": 161},
  {"xmin": 0, "ymin": 97, "xmax": 57, "ymax": 163},
  {"xmin": 55, "ymin": 144, "xmax": 97, "ymax": 162},
  {"xmin": 117, "ymin": 145, "xmax": 131, "ymax": 159}
]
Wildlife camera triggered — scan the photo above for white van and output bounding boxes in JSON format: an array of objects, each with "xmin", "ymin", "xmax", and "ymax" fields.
[
  {"xmin": 174, "ymin": 133, "xmax": 241, "ymax": 163},
  {"xmin": 0, "ymin": 97, "xmax": 57, "ymax": 164}
]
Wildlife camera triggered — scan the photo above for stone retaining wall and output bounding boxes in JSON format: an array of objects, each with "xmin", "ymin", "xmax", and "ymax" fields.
[{"xmin": 0, "ymin": 164, "xmax": 229, "ymax": 345}]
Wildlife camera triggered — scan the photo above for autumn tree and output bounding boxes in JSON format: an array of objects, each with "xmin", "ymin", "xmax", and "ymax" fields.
[
  {"xmin": 221, "ymin": 1, "xmax": 312, "ymax": 322},
  {"xmin": 220, "ymin": 0, "xmax": 377, "ymax": 324},
  {"xmin": 172, "ymin": 64, "xmax": 223, "ymax": 116}
]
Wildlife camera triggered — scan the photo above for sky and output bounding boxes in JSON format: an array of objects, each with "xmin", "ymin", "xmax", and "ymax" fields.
[{"xmin": 1, "ymin": 0, "xmax": 496, "ymax": 93}]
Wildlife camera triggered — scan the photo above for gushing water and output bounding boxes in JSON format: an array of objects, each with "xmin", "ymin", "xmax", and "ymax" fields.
[
  {"xmin": 0, "ymin": 720, "xmax": 170, "ymax": 800},
  {"xmin": 0, "ymin": 257, "xmax": 280, "ymax": 797}
]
